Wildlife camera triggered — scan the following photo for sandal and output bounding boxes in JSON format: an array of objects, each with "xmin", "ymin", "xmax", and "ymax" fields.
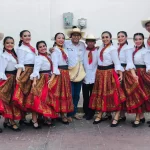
[
  {"xmin": 110, "ymin": 119, "xmax": 119, "ymax": 127},
  {"xmin": 62, "ymin": 117, "xmax": 69, "ymax": 125},
  {"xmin": 132, "ymin": 120, "xmax": 141, "ymax": 128},
  {"xmin": 93, "ymin": 116, "xmax": 102, "ymax": 124},
  {"xmin": 73, "ymin": 115, "xmax": 82, "ymax": 120}
]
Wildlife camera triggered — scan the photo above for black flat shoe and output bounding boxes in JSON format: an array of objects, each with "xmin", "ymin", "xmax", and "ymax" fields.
[
  {"xmin": 10, "ymin": 124, "xmax": 21, "ymax": 132},
  {"xmin": 3, "ymin": 122, "xmax": 11, "ymax": 128},
  {"xmin": 19, "ymin": 119, "xmax": 32, "ymax": 126},
  {"xmin": 110, "ymin": 119, "xmax": 119, "ymax": 127},
  {"xmin": 119, "ymin": 116, "xmax": 126, "ymax": 122},
  {"xmin": 147, "ymin": 121, "xmax": 150, "ymax": 124},
  {"xmin": 140, "ymin": 118, "xmax": 145, "ymax": 123},
  {"xmin": 93, "ymin": 117, "xmax": 102, "ymax": 124},
  {"xmin": 132, "ymin": 120, "xmax": 141, "ymax": 128},
  {"xmin": 62, "ymin": 117, "xmax": 69, "ymax": 125},
  {"xmin": 86, "ymin": 115, "xmax": 94, "ymax": 120},
  {"xmin": 31, "ymin": 120, "xmax": 42, "ymax": 129},
  {"xmin": 101, "ymin": 114, "xmax": 112, "ymax": 121},
  {"xmin": 0, "ymin": 128, "xmax": 2, "ymax": 133}
]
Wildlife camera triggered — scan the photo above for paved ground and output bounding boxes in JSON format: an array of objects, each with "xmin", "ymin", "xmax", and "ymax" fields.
[{"xmin": 0, "ymin": 113, "xmax": 150, "ymax": 150}]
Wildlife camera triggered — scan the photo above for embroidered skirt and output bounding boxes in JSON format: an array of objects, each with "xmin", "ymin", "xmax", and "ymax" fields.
[
  {"xmin": 48, "ymin": 67, "xmax": 74, "ymax": 113},
  {"xmin": 25, "ymin": 72, "xmax": 58, "ymax": 118},
  {"xmin": 13, "ymin": 65, "xmax": 33, "ymax": 111},
  {"xmin": 122, "ymin": 70, "xmax": 148, "ymax": 113},
  {"xmin": 89, "ymin": 65, "xmax": 126, "ymax": 112},
  {"xmin": 0, "ymin": 71, "xmax": 22, "ymax": 120}
]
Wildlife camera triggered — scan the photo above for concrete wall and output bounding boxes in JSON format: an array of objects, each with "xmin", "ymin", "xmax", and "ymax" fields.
[{"xmin": 0, "ymin": 0, "xmax": 150, "ymax": 49}]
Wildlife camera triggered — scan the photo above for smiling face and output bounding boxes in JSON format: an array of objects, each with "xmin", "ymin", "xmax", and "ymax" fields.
[
  {"xmin": 117, "ymin": 32, "xmax": 127, "ymax": 45},
  {"xmin": 86, "ymin": 40, "xmax": 96, "ymax": 49},
  {"xmin": 4, "ymin": 38, "xmax": 14, "ymax": 51},
  {"xmin": 71, "ymin": 32, "xmax": 81, "ymax": 44},
  {"xmin": 134, "ymin": 35, "xmax": 144, "ymax": 48},
  {"xmin": 37, "ymin": 42, "xmax": 47, "ymax": 54},
  {"xmin": 145, "ymin": 22, "xmax": 150, "ymax": 33},
  {"xmin": 55, "ymin": 33, "xmax": 65, "ymax": 46},
  {"xmin": 21, "ymin": 31, "xmax": 31, "ymax": 44},
  {"xmin": 101, "ymin": 33, "xmax": 111, "ymax": 45}
]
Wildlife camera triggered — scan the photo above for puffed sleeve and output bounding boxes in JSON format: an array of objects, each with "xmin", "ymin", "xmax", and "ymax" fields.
[
  {"xmin": 30, "ymin": 56, "xmax": 42, "ymax": 80},
  {"xmin": 0, "ymin": 56, "xmax": 8, "ymax": 80},
  {"xmin": 125, "ymin": 48, "xmax": 136, "ymax": 70},
  {"xmin": 51, "ymin": 51, "xmax": 60, "ymax": 75},
  {"xmin": 110, "ymin": 49, "xmax": 124, "ymax": 72},
  {"xmin": 144, "ymin": 51, "xmax": 150, "ymax": 72},
  {"xmin": 15, "ymin": 47, "xmax": 25, "ymax": 71}
]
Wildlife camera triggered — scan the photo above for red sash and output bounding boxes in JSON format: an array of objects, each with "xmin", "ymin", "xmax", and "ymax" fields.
[
  {"xmin": 23, "ymin": 43, "xmax": 36, "ymax": 53},
  {"xmin": 57, "ymin": 45, "xmax": 67, "ymax": 61},
  {"xmin": 100, "ymin": 44, "xmax": 111, "ymax": 62},
  {"xmin": 86, "ymin": 47, "xmax": 96, "ymax": 64},
  {"xmin": 118, "ymin": 43, "xmax": 125, "ymax": 56}
]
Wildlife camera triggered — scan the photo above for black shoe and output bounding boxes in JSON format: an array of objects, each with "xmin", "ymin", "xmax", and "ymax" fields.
[
  {"xmin": 19, "ymin": 119, "xmax": 32, "ymax": 126},
  {"xmin": 119, "ymin": 116, "xmax": 126, "ymax": 122},
  {"xmin": 86, "ymin": 115, "xmax": 93, "ymax": 120},
  {"xmin": 93, "ymin": 117, "xmax": 102, "ymax": 124},
  {"xmin": 101, "ymin": 114, "xmax": 112, "ymax": 121},
  {"xmin": 61, "ymin": 117, "xmax": 69, "ymax": 125},
  {"xmin": 0, "ymin": 128, "xmax": 2, "ymax": 133},
  {"xmin": 110, "ymin": 119, "xmax": 119, "ymax": 127},
  {"xmin": 3, "ymin": 122, "xmax": 11, "ymax": 128},
  {"xmin": 132, "ymin": 120, "xmax": 141, "ymax": 128},
  {"xmin": 147, "ymin": 121, "xmax": 150, "ymax": 124},
  {"xmin": 140, "ymin": 118, "xmax": 145, "ymax": 123},
  {"xmin": 10, "ymin": 124, "xmax": 21, "ymax": 132},
  {"xmin": 43, "ymin": 119, "xmax": 54, "ymax": 126},
  {"xmin": 31, "ymin": 120, "xmax": 42, "ymax": 129}
]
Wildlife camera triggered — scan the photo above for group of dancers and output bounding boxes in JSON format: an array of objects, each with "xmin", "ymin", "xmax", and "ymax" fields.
[{"xmin": 0, "ymin": 18, "xmax": 150, "ymax": 133}]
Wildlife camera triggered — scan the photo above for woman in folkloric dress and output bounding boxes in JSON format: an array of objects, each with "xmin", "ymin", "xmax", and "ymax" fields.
[
  {"xmin": 49, "ymin": 33, "xmax": 74, "ymax": 125},
  {"xmin": 89, "ymin": 31, "xmax": 126, "ymax": 127},
  {"xmin": 13, "ymin": 30, "xmax": 41, "ymax": 129},
  {"xmin": 26, "ymin": 41, "xmax": 58, "ymax": 126},
  {"xmin": 0, "ymin": 37, "xmax": 22, "ymax": 131}
]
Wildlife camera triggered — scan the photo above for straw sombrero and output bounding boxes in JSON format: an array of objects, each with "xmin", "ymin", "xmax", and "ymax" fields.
[
  {"xmin": 83, "ymin": 34, "xmax": 99, "ymax": 41},
  {"xmin": 0, "ymin": 32, "xmax": 4, "ymax": 40},
  {"xmin": 67, "ymin": 27, "xmax": 85, "ymax": 38},
  {"xmin": 141, "ymin": 17, "xmax": 150, "ymax": 28}
]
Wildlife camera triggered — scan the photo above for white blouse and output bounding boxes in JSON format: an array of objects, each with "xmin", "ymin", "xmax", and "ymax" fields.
[
  {"xmin": 51, "ymin": 46, "xmax": 68, "ymax": 75},
  {"xmin": 0, "ymin": 51, "xmax": 17, "ymax": 80},
  {"xmin": 83, "ymin": 49, "xmax": 98, "ymax": 84},
  {"xmin": 64, "ymin": 40, "xmax": 86, "ymax": 68},
  {"xmin": 118, "ymin": 44, "xmax": 135, "ymax": 71},
  {"xmin": 133, "ymin": 47, "xmax": 150, "ymax": 72},
  {"xmin": 15, "ymin": 44, "xmax": 37, "ymax": 71},
  {"xmin": 98, "ymin": 45, "xmax": 124, "ymax": 71},
  {"xmin": 30, "ymin": 55, "xmax": 52, "ymax": 80}
]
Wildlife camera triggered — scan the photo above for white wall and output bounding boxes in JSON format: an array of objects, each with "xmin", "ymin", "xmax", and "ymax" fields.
[{"xmin": 0, "ymin": 0, "xmax": 150, "ymax": 49}]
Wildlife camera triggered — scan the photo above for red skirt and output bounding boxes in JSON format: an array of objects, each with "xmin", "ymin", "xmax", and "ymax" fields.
[
  {"xmin": 13, "ymin": 66, "xmax": 33, "ymax": 111},
  {"xmin": 48, "ymin": 69, "xmax": 74, "ymax": 113},
  {"xmin": 0, "ymin": 73, "xmax": 22, "ymax": 120},
  {"xmin": 122, "ymin": 70, "xmax": 148, "ymax": 113},
  {"xmin": 25, "ymin": 73, "xmax": 58, "ymax": 118},
  {"xmin": 89, "ymin": 67, "xmax": 126, "ymax": 112}
]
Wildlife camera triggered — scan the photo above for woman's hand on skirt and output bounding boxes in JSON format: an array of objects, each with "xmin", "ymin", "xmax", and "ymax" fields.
[
  {"xmin": 32, "ymin": 81, "xmax": 36, "ymax": 88},
  {"xmin": 133, "ymin": 75, "xmax": 139, "ymax": 82},
  {"xmin": 16, "ymin": 74, "xmax": 20, "ymax": 82},
  {"xmin": 118, "ymin": 71, "xmax": 123, "ymax": 82}
]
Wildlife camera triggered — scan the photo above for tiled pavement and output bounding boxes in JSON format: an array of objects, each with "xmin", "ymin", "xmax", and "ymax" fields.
[{"xmin": 0, "ymin": 113, "xmax": 150, "ymax": 150}]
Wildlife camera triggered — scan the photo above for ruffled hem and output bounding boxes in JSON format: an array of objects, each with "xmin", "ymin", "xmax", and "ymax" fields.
[
  {"xmin": 15, "ymin": 64, "xmax": 25, "ymax": 71},
  {"xmin": 0, "ymin": 72, "xmax": 7, "ymax": 80},
  {"xmin": 30, "ymin": 72, "xmax": 40, "ymax": 80}
]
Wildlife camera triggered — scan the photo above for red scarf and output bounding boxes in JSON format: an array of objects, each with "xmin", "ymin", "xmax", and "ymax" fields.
[
  {"xmin": 133, "ymin": 46, "xmax": 143, "ymax": 61},
  {"xmin": 86, "ymin": 47, "xmax": 96, "ymax": 64},
  {"xmin": 100, "ymin": 44, "xmax": 111, "ymax": 62},
  {"xmin": 39, "ymin": 53, "xmax": 53, "ymax": 72},
  {"xmin": 5, "ymin": 49, "xmax": 18, "ymax": 63},
  {"xmin": 23, "ymin": 43, "xmax": 36, "ymax": 53},
  {"xmin": 57, "ymin": 45, "xmax": 68, "ymax": 61},
  {"xmin": 118, "ymin": 43, "xmax": 125, "ymax": 56}
]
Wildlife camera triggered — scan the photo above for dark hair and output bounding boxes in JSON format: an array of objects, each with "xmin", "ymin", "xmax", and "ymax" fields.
[
  {"xmin": 72, "ymin": 26, "xmax": 77, "ymax": 29},
  {"xmin": 36, "ymin": 41, "xmax": 47, "ymax": 50},
  {"xmin": 101, "ymin": 31, "xmax": 113, "ymax": 44},
  {"xmin": 53, "ymin": 32, "xmax": 65, "ymax": 47},
  {"xmin": 133, "ymin": 33, "xmax": 145, "ymax": 48},
  {"xmin": 117, "ymin": 31, "xmax": 128, "ymax": 45},
  {"xmin": 145, "ymin": 22, "xmax": 150, "ymax": 27},
  {"xmin": 3, "ymin": 36, "xmax": 17, "ymax": 57},
  {"xmin": 18, "ymin": 30, "xmax": 30, "ymax": 47}
]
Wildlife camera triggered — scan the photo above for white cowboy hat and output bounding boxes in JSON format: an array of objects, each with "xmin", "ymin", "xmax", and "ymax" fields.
[
  {"xmin": 83, "ymin": 34, "xmax": 99, "ymax": 41},
  {"xmin": 67, "ymin": 27, "xmax": 85, "ymax": 38},
  {"xmin": 0, "ymin": 32, "xmax": 4, "ymax": 41},
  {"xmin": 141, "ymin": 17, "xmax": 150, "ymax": 28}
]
